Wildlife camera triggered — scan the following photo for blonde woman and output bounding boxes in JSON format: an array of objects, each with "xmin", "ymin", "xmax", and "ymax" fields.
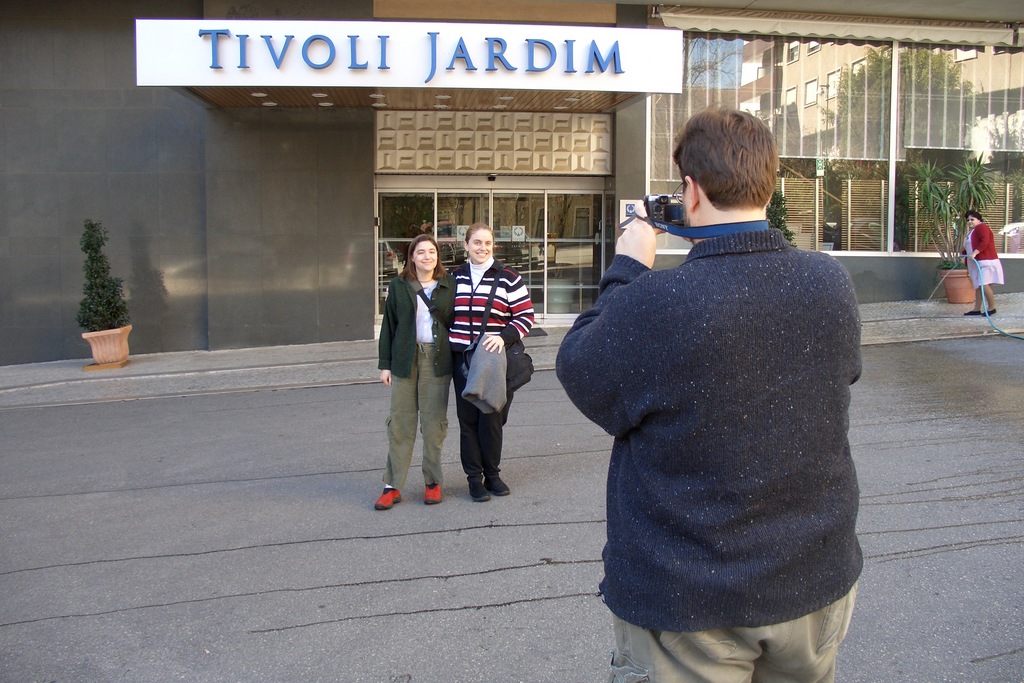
[{"xmin": 449, "ymin": 223, "xmax": 535, "ymax": 502}]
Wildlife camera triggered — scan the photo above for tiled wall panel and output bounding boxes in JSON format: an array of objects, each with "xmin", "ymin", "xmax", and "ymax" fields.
[{"xmin": 377, "ymin": 111, "xmax": 613, "ymax": 175}]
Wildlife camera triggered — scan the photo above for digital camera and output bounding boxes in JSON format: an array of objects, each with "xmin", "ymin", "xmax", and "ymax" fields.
[{"xmin": 643, "ymin": 194, "xmax": 686, "ymax": 228}]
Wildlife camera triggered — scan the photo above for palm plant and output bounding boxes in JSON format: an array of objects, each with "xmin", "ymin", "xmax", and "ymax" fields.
[{"xmin": 913, "ymin": 156, "xmax": 995, "ymax": 269}]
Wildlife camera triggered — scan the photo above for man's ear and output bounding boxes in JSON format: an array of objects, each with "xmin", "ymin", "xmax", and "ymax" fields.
[{"xmin": 683, "ymin": 176, "xmax": 702, "ymax": 214}]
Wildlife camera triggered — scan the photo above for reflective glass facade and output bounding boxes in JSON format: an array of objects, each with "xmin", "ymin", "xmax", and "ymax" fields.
[{"xmin": 651, "ymin": 35, "xmax": 1024, "ymax": 255}]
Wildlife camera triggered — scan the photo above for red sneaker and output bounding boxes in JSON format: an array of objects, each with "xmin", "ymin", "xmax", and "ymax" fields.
[
  {"xmin": 424, "ymin": 483, "xmax": 442, "ymax": 505},
  {"xmin": 374, "ymin": 488, "xmax": 402, "ymax": 510}
]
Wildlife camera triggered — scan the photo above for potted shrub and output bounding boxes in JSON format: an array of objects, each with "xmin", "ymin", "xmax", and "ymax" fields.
[
  {"xmin": 912, "ymin": 157, "xmax": 995, "ymax": 303},
  {"xmin": 76, "ymin": 219, "xmax": 132, "ymax": 369}
]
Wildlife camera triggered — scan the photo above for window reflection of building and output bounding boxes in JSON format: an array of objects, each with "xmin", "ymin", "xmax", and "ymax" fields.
[
  {"xmin": 827, "ymin": 70, "xmax": 841, "ymax": 100},
  {"xmin": 651, "ymin": 34, "xmax": 1024, "ymax": 255}
]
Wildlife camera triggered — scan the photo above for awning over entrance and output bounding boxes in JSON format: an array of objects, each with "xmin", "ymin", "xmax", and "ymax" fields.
[{"xmin": 659, "ymin": 7, "xmax": 1020, "ymax": 46}]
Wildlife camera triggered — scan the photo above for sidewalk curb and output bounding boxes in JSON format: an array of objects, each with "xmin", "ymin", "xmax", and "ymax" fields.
[{"xmin": 2, "ymin": 295, "xmax": 1022, "ymax": 409}]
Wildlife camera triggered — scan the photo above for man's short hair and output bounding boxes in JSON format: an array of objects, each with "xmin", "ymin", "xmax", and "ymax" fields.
[{"xmin": 672, "ymin": 107, "xmax": 778, "ymax": 210}]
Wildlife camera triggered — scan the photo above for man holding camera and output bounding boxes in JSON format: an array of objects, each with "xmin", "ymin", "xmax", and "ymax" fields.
[{"xmin": 556, "ymin": 107, "xmax": 863, "ymax": 682}]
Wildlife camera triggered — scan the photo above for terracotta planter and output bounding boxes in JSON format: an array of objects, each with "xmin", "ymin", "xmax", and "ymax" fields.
[
  {"xmin": 939, "ymin": 269, "xmax": 974, "ymax": 304},
  {"xmin": 81, "ymin": 324, "xmax": 132, "ymax": 370}
]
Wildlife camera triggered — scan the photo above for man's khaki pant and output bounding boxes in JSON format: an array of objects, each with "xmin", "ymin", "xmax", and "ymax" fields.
[{"xmin": 609, "ymin": 584, "xmax": 857, "ymax": 683}]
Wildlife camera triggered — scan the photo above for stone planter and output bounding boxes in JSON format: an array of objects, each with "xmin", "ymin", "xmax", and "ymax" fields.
[{"xmin": 81, "ymin": 324, "xmax": 132, "ymax": 370}]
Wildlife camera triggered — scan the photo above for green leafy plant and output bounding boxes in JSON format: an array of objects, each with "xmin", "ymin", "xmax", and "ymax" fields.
[
  {"xmin": 767, "ymin": 190, "xmax": 796, "ymax": 246},
  {"xmin": 912, "ymin": 156, "xmax": 995, "ymax": 269},
  {"xmin": 76, "ymin": 219, "xmax": 130, "ymax": 332}
]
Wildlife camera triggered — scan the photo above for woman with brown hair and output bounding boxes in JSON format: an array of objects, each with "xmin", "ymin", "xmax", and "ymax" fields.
[{"xmin": 374, "ymin": 234, "xmax": 456, "ymax": 510}]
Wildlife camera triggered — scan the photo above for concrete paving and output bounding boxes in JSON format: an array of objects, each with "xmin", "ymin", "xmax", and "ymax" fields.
[{"xmin": 1, "ymin": 296, "xmax": 1023, "ymax": 682}]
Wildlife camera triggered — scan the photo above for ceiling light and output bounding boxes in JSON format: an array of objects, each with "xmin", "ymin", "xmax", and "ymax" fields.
[
  {"xmin": 493, "ymin": 104, "xmax": 508, "ymax": 109},
  {"xmin": 565, "ymin": 96, "xmax": 580, "ymax": 102},
  {"xmin": 262, "ymin": 101, "xmax": 278, "ymax": 107},
  {"xmin": 372, "ymin": 102, "xmax": 388, "ymax": 108},
  {"xmin": 553, "ymin": 105, "xmax": 569, "ymax": 110},
  {"xmin": 318, "ymin": 102, "xmax": 334, "ymax": 107},
  {"xmin": 369, "ymin": 93, "xmax": 386, "ymax": 99},
  {"xmin": 498, "ymin": 96, "xmax": 515, "ymax": 101},
  {"xmin": 435, "ymin": 94, "xmax": 451, "ymax": 100},
  {"xmin": 433, "ymin": 104, "xmax": 450, "ymax": 109},
  {"xmin": 311, "ymin": 92, "xmax": 328, "ymax": 98},
  {"xmin": 251, "ymin": 92, "xmax": 267, "ymax": 97}
]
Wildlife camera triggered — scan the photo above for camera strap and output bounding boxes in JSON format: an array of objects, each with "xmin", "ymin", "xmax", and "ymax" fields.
[
  {"xmin": 621, "ymin": 216, "xmax": 770, "ymax": 240},
  {"xmin": 656, "ymin": 219, "xmax": 770, "ymax": 239}
]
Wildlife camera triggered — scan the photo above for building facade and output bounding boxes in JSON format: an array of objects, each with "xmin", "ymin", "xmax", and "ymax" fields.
[{"xmin": 2, "ymin": 1, "xmax": 1022, "ymax": 365}]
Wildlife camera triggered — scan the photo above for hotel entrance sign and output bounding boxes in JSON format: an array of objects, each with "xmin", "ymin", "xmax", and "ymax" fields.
[{"xmin": 136, "ymin": 20, "xmax": 682, "ymax": 93}]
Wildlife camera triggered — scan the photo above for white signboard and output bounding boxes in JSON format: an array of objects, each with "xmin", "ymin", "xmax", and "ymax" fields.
[{"xmin": 136, "ymin": 20, "xmax": 683, "ymax": 93}]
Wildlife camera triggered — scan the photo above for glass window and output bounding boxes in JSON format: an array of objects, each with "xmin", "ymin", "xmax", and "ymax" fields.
[
  {"xmin": 377, "ymin": 192, "xmax": 434, "ymax": 308},
  {"xmin": 787, "ymin": 40, "xmax": 800, "ymax": 63},
  {"xmin": 435, "ymin": 192, "xmax": 487, "ymax": 269},
  {"xmin": 651, "ymin": 34, "xmax": 893, "ymax": 252},
  {"xmin": 827, "ymin": 69, "xmax": 841, "ymax": 100},
  {"xmin": 651, "ymin": 35, "xmax": 1023, "ymax": 257},
  {"xmin": 954, "ymin": 47, "xmax": 978, "ymax": 63},
  {"xmin": 492, "ymin": 192, "xmax": 544, "ymax": 279},
  {"xmin": 376, "ymin": 189, "xmax": 607, "ymax": 317},
  {"xmin": 897, "ymin": 44, "xmax": 1024, "ymax": 254},
  {"xmin": 805, "ymin": 79, "xmax": 819, "ymax": 107},
  {"xmin": 545, "ymin": 193, "xmax": 603, "ymax": 313}
]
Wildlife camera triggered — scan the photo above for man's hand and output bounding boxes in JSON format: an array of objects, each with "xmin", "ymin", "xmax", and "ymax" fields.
[
  {"xmin": 380, "ymin": 369, "xmax": 392, "ymax": 387},
  {"xmin": 618, "ymin": 202, "xmax": 661, "ymax": 269}
]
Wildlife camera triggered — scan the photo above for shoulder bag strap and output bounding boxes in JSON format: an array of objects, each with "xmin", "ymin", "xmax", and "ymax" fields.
[
  {"xmin": 409, "ymin": 279, "xmax": 446, "ymax": 325},
  {"xmin": 473, "ymin": 271, "xmax": 499, "ymax": 342}
]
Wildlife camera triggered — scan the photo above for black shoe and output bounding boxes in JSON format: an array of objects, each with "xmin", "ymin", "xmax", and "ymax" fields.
[
  {"xmin": 485, "ymin": 476, "xmax": 510, "ymax": 496},
  {"xmin": 468, "ymin": 479, "xmax": 491, "ymax": 502},
  {"xmin": 964, "ymin": 310, "xmax": 982, "ymax": 316},
  {"xmin": 986, "ymin": 309, "xmax": 997, "ymax": 316}
]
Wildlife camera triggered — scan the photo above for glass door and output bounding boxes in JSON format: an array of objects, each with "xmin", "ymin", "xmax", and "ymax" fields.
[
  {"xmin": 376, "ymin": 185, "xmax": 606, "ymax": 317},
  {"xmin": 544, "ymin": 193, "xmax": 603, "ymax": 314},
  {"xmin": 436, "ymin": 192, "xmax": 488, "ymax": 271},
  {"xmin": 492, "ymin": 192, "xmax": 546, "ymax": 313},
  {"xmin": 377, "ymin": 192, "xmax": 433, "ymax": 309}
]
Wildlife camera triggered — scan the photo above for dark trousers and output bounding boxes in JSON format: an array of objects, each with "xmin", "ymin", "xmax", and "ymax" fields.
[{"xmin": 452, "ymin": 351, "xmax": 513, "ymax": 480}]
